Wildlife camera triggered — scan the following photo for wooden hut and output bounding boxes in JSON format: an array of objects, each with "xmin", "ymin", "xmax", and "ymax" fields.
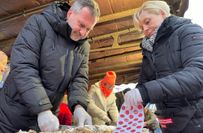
[{"xmin": 0, "ymin": 0, "xmax": 185, "ymax": 86}]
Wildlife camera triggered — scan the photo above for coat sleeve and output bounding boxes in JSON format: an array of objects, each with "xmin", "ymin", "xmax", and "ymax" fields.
[
  {"xmin": 143, "ymin": 25, "xmax": 203, "ymax": 103},
  {"xmin": 87, "ymin": 84, "xmax": 107, "ymax": 119},
  {"xmin": 10, "ymin": 15, "xmax": 52, "ymax": 114},
  {"xmin": 68, "ymin": 41, "xmax": 90, "ymax": 112},
  {"xmin": 108, "ymin": 95, "xmax": 119, "ymax": 123}
]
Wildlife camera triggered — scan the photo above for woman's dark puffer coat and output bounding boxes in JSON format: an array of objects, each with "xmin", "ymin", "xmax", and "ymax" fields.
[{"xmin": 137, "ymin": 16, "xmax": 203, "ymax": 132}]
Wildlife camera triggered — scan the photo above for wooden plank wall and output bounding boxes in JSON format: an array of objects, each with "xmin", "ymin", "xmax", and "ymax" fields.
[{"xmin": 88, "ymin": 30, "xmax": 143, "ymax": 87}]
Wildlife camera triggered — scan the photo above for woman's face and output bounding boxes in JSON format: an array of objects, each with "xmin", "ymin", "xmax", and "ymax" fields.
[{"xmin": 138, "ymin": 10, "xmax": 166, "ymax": 38}]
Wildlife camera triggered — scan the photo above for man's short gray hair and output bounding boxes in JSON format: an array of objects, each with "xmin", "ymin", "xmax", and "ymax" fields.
[{"xmin": 70, "ymin": 0, "xmax": 100, "ymax": 19}]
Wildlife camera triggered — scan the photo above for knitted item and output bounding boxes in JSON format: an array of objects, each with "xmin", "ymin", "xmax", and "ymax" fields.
[
  {"xmin": 141, "ymin": 28, "xmax": 159, "ymax": 52},
  {"xmin": 100, "ymin": 71, "xmax": 116, "ymax": 97},
  {"xmin": 58, "ymin": 103, "xmax": 72, "ymax": 125}
]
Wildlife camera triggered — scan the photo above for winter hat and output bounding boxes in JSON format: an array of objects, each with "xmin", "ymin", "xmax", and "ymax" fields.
[
  {"xmin": 58, "ymin": 103, "xmax": 72, "ymax": 126},
  {"xmin": 100, "ymin": 71, "xmax": 116, "ymax": 97}
]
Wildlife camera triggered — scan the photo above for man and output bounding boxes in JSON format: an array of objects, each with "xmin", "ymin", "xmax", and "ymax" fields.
[
  {"xmin": 0, "ymin": 0, "xmax": 100, "ymax": 132},
  {"xmin": 87, "ymin": 71, "xmax": 119, "ymax": 125}
]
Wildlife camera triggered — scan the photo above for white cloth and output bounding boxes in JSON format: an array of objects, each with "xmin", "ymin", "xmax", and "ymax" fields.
[
  {"xmin": 184, "ymin": 0, "xmax": 203, "ymax": 27},
  {"xmin": 113, "ymin": 83, "xmax": 137, "ymax": 93}
]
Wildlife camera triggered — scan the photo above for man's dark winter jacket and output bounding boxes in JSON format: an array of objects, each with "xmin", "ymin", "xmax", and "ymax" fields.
[
  {"xmin": 0, "ymin": 2, "xmax": 89, "ymax": 132},
  {"xmin": 137, "ymin": 16, "xmax": 203, "ymax": 132}
]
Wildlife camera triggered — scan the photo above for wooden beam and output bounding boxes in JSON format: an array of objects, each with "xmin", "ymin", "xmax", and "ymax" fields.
[
  {"xmin": 0, "ymin": 3, "xmax": 52, "ymax": 24},
  {"xmin": 89, "ymin": 67, "xmax": 141, "ymax": 80},
  {"xmin": 90, "ymin": 42, "xmax": 141, "ymax": 52},
  {"xmin": 0, "ymin": 4, "xmax": 138, "ymax": 24},
  {"xmin": 89, "ymin": 28, "xmax": 137, "ymax": 42},
  {"xmin": 98, "ymin": 8, "xmax": 138, "ymax": 24},
  {"xmin": 89, "ymin": 60, "xmax": 142, "ymax": 74},
  {"xmin": 90, "ymin": 45, "xmax": 141, "ymax": 60}
]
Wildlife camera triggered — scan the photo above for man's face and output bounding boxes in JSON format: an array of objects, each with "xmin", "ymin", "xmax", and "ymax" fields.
[
  {"xmin": 67, "ymin": 7, "xmax": 97, "ymax": 41},
  {"xmin": 138, "ymin": 10, "xmax": 165, "ymax": 38}
]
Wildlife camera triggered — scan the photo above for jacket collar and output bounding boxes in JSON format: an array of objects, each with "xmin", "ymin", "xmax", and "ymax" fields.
[{"xmin": 155, "ymin": 16, "xmax": 191, "ymax": 42}]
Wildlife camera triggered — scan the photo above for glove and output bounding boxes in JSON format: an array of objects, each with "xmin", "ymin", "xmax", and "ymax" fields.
[
  {"xmin": 73, "ymin": 105, "xmax": 92, "ymax": 127},
  {"xmin": 102, "ymin": 115, "xmax": 111, "ymax": 123},
  {"xmin": 124, "ymin": 88, "xmax": 143, "ymax": 108},
  {"xmin": 37, "ymin": 110, "xmax": 59, "ymax": 132}
]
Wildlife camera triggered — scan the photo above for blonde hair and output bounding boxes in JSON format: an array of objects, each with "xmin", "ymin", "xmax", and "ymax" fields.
[{"xmin": 133, "ymin": 1, "xmax": 171, "ymax": 30}]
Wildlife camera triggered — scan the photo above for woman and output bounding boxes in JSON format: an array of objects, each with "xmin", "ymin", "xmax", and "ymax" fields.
[{"xmin": 124, "ymin": 1, "xmax": 203, "ymax": 133}]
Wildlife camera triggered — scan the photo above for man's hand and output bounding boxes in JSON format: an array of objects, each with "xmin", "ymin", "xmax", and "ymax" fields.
[
  {"xmin": 73, "ymin": 105, "xmax": 92, "ymax": 127},
  {"xmin": 37, "ymin": 110, "xmax": 59, "ymax": 132},
  {"xmin": 124, "ymin": 88, "xmax": 143, "ymax": 108}
]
